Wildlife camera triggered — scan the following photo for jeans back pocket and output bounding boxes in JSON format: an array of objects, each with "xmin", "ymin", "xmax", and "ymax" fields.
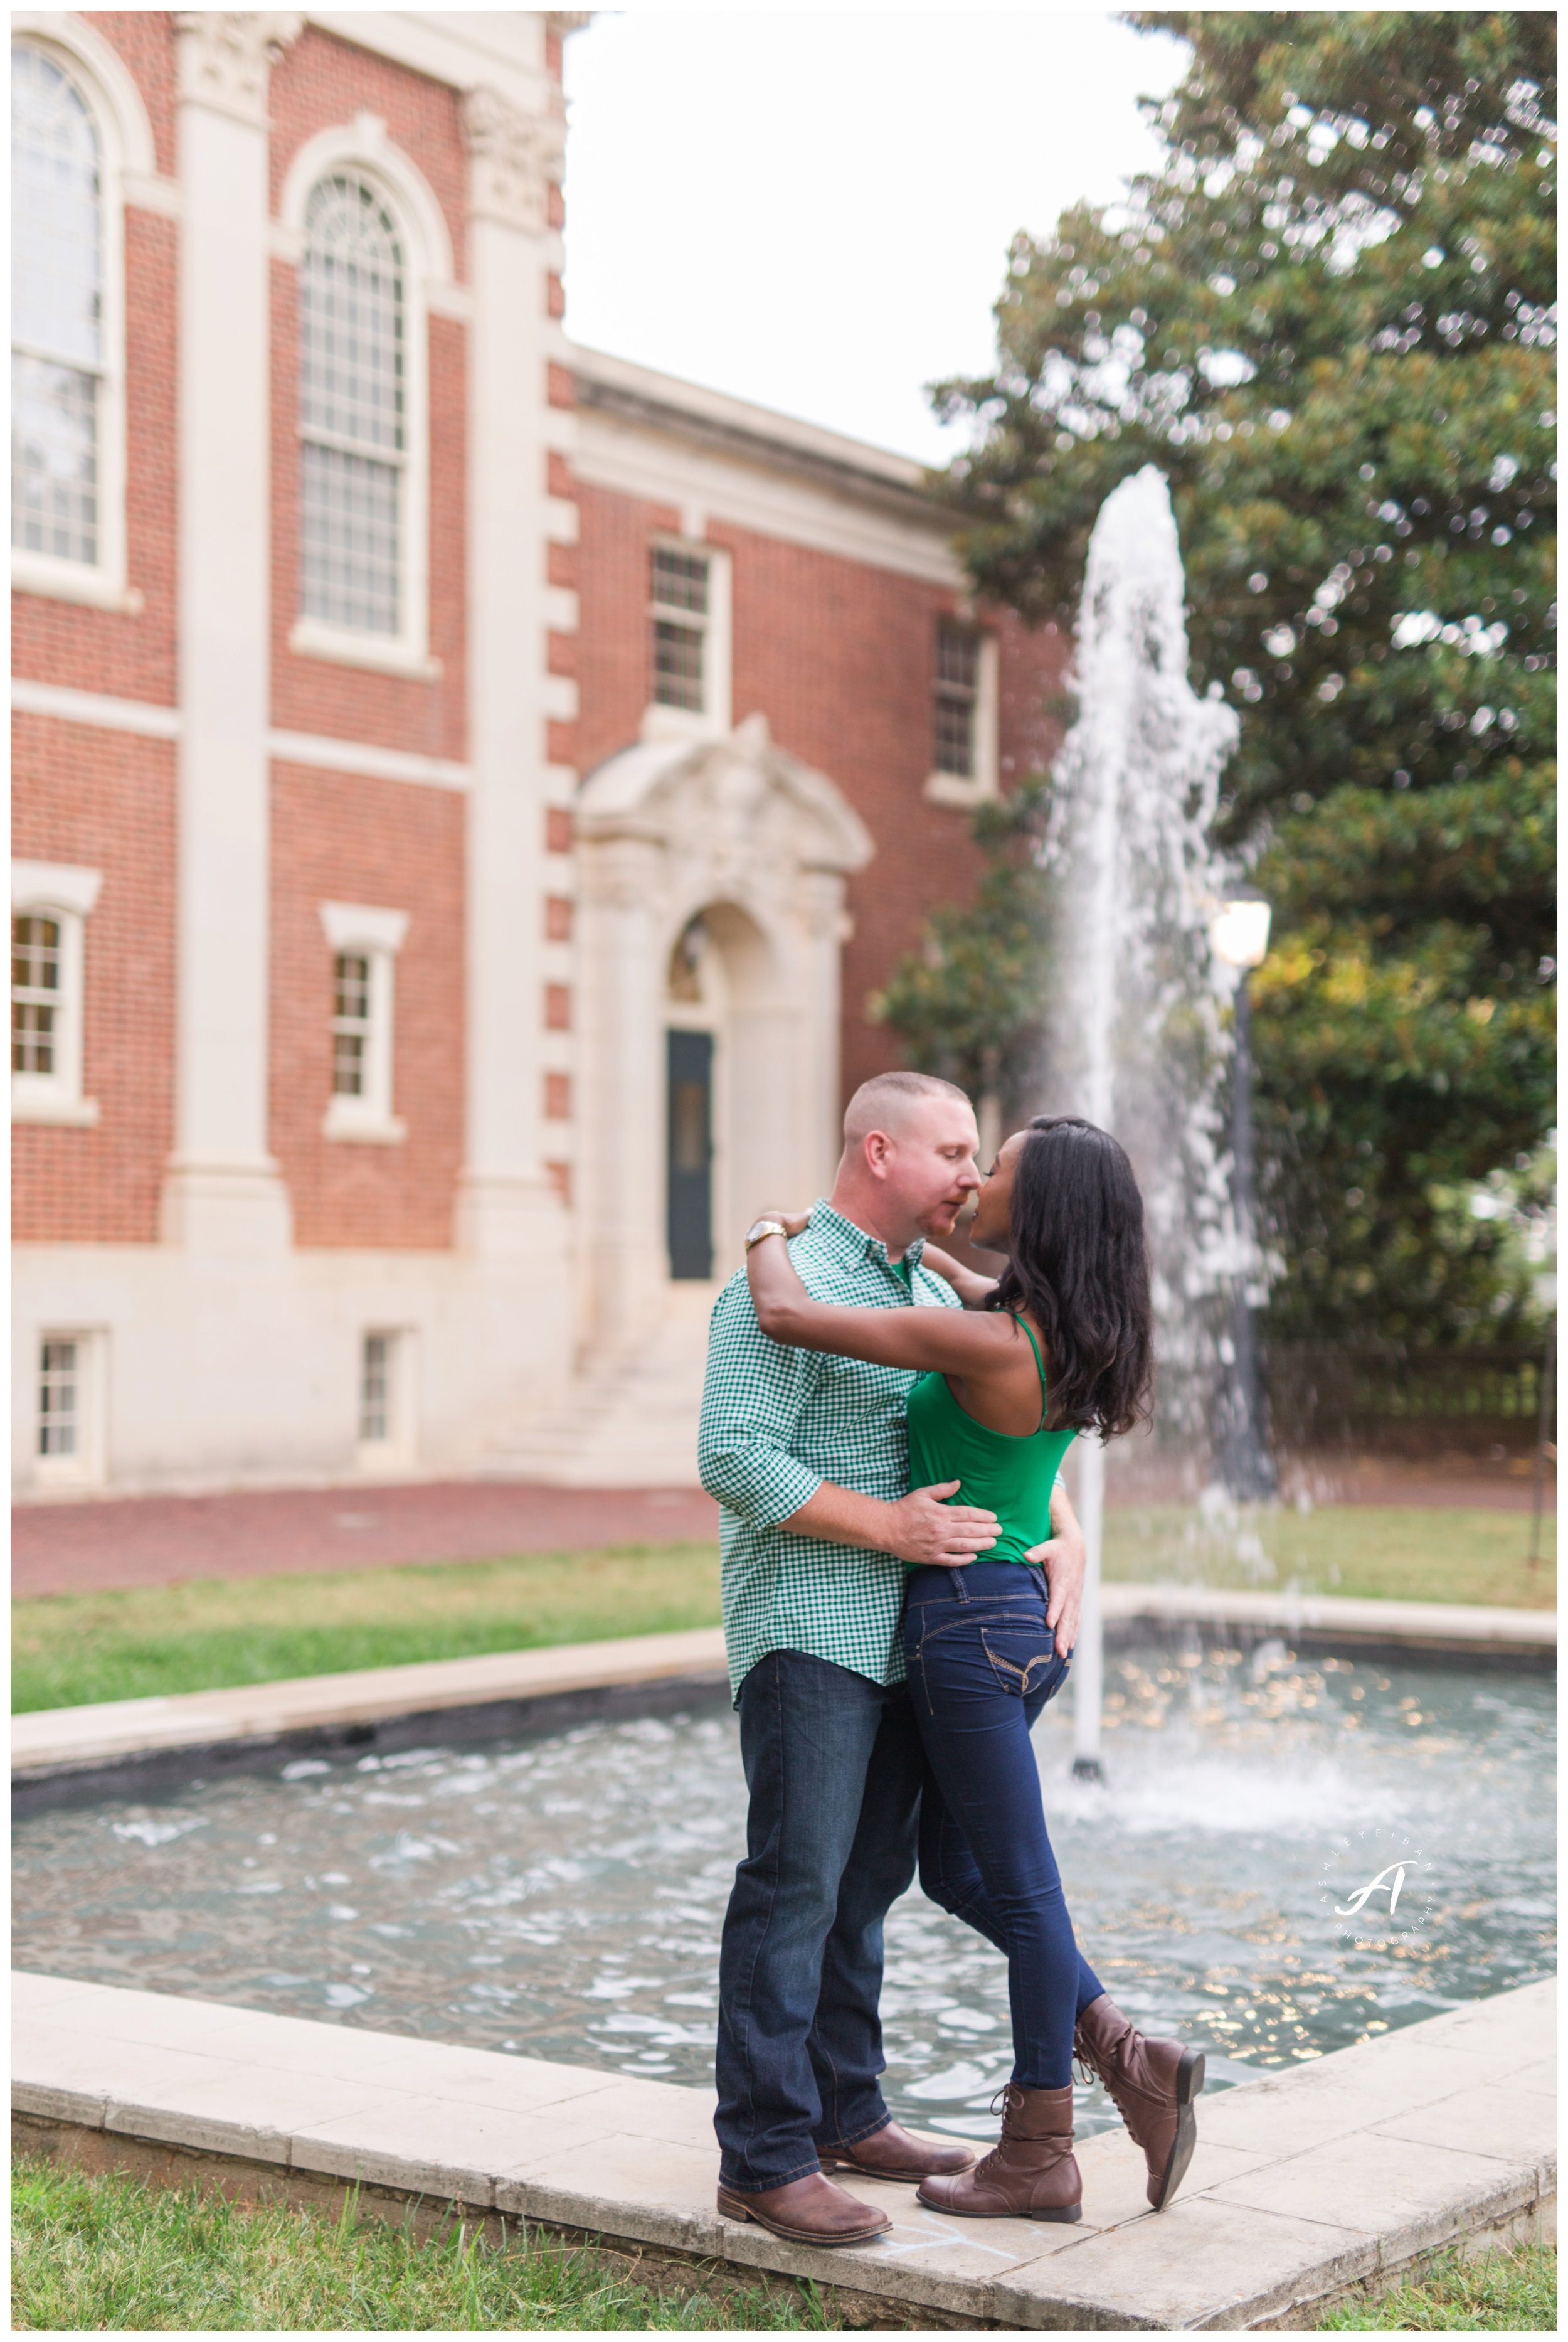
[{"xmin": 979, "ymin": 1622, "xmax": 1062, "ymax": 1699}]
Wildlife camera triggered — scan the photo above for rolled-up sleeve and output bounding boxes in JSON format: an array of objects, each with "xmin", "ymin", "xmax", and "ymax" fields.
[{"xmin": 698, "ymin": 1280, "xmax": 824, "ymax": 1529}]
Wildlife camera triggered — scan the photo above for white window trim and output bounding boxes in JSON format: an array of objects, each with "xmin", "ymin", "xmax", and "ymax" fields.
[
  {"xmin": 11, "ymin": 859, "xmax": 102, "ymax": 1126},
  {"xmin": 10, "ymin": 18, "xmax": 154, "ymax": 615},
  {"xmin": 280, "ymin": 118, "xmax": 455, "ymax": 679},
  {"xmin": 641, "ymin": 538, "xmax": 733, "ymax": 745},
  {"xmin": 925, "ymin": 629, "xmax": 1000, "ymax": 808},
  {"xmin": 320, "ymin": 900, "xmax": 408, "ymax": 1142},
  {"xmin": 33, "ymin": 1324, "xmax": 109, "ymax": 1489},
  {"xmin": 356, "ymin": 1323, "xmax": 418, "ymax": 1470}
]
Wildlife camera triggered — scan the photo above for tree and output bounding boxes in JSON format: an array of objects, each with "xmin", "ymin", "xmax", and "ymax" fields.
[
  {"xmin": 871, "ymin": 779, "xmax": 1053, "ymax": 1128},
  {"xmin": 927, "ymin": 9, "xmax": 1555, "ymax": 1346}
]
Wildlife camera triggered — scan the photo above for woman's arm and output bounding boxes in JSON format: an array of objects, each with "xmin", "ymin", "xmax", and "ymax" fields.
[
  {"xmin": 746, "ymin": 1228, "xmax": 1022, "ymax": 1377},
  {"xmin": 919, "ymin": 1243, "xmax": 1000, "ymax": 1309}
]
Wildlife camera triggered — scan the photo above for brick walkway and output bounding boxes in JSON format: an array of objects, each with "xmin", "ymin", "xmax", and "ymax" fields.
[
  {"xmin": 11, "ymin": 1482, "xmax": 720, "ymax": 1600},
  {"xmin": 12, "ymin": 1460, "xmax": 1548, "ymax": 1600}
]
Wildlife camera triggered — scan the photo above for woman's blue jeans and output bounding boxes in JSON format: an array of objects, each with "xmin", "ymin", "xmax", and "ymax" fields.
[{"xmin": 904, "ymin": 1561, "xmax": 1104, "ymax": 2089}]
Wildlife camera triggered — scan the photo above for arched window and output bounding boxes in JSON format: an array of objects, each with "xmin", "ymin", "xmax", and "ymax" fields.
[
  {"xmin": 299, "ymin": 173, "xmax": 406, "ymax": 637},
  {"xmin": 11, "ymin": 43, "xmax": 103, "ymax": 567}
]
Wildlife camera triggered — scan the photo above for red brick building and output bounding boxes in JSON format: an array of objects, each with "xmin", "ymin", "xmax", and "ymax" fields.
[{"xmin": 12, "ymin": 11, "xmax": 1066, "ymax": 1493}]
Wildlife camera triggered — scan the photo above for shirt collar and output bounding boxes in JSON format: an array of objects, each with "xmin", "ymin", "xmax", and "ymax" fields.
[{"xmin": 807, "ymin": 1198, "xmax": 925, "ymax": 1277}]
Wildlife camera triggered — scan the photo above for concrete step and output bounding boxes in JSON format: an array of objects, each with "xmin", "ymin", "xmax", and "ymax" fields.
[{"xmin": 475, "ymin": 1286, "xmax": 723, "ymax": 1488}]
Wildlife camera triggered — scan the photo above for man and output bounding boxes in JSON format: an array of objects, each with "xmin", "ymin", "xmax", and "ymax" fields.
[{"xmin": 698, "ymin": 1070, "xmax": 1087, "ymax": 2246}]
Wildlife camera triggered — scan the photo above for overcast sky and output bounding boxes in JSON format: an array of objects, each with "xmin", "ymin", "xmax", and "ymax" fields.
[{"xmin": 561, "ymin": 8, "xmax": 1190, "ymax": 464}]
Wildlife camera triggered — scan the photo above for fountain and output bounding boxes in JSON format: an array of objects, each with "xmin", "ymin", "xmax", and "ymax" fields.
[
  {"xmin": 1038, "ymin": 466, "xmax": 1247, "ymax": 1776},
  {"xmin": 12, "ymin": 1650, "xmax": 1554, "ymax": 2139}
]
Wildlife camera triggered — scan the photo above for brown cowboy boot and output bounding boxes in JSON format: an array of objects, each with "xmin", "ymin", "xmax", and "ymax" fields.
[
  {"xmin": 1073, "ymin": 1993, "xmax": 1204, "ymax": 2210},
  {"xmin": 915, "ymin": 2082, "xmax": 1081, "ymax": 2221}
]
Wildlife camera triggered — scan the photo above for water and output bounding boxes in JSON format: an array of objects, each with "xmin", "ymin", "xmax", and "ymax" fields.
[
  {"xmin": 1041, "ymin": 466, "xmax": 1249, "ymax": 1763},
  {"xmin": 1042, "ymin": 464, "xmax": 1245, "ymax": 1450},
  {"xmin": 13, "ymin": 1646, "xmax": 1554, "ymax": 2141}
]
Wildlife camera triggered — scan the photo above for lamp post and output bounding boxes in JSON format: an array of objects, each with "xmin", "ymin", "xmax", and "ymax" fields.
[{"xmin": 1210, "ymin": 888, "xmax": 1278, "ymax": 1501}]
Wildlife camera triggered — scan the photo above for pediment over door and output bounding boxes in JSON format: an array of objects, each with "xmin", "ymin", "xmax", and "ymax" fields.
[{"xmin": 576, "ymin": 713, "xmax": 873, "ymax": 917}]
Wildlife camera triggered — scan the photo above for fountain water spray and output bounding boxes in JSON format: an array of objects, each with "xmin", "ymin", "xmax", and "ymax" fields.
[{"xmin": 1041, "ymin": 467, "xmax": 1242, "ymax": 1779}]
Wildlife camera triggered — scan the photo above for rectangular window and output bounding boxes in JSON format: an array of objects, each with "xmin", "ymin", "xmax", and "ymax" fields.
[
  {"xmin": 11, "ymin": 864, "xmax": 101, "ymax": 1125},
  {"xmin": 33, "ymin": 1325, "xmax": 105, "ymax": 1486},
  {"xmin": 320, "ymin": 904, "xmax": 408, "ymax": 1143},
  {"xmin": 12, "ymin": 912, "xmax": 61, "ymax": 1073},
  {"xmin": 933, "ymin": 620, "xmax": 980, "ymax": 779},
  {"xmin": 38, "ymin": 1336, "xmax": 78, "ymax": 1457},
  {"xmin": 650, "ymin": 545, "xmax": 710, "ymax": 713},
  {"xmin": 359, "ymin": 1331, "xmax": 391, "ymax": 1444},
  {"xmin": 332, "ymin": 951, "xmax": 372, "ymax": 1097},
  {"xmin": 357, "ymin": 1326, "xmax": 415, "ymax": 1463}
]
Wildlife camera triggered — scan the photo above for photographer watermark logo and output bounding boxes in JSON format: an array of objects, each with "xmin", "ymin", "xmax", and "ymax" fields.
[{"xmin": 1318, "ymin": 1824, "xmax": 1434, "ymax": 1947}]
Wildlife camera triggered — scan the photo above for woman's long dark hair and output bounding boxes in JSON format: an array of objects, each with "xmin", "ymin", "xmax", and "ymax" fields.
[{"xmin": 986, "ymin": 1115, "xmax": 1153, "ymax": 1439}]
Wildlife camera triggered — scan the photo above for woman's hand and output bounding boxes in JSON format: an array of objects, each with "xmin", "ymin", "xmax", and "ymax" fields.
[
  {"xmin": 756, "ymin": 1208, "xmax": 812, "ymax": 1238},
  {"xmin": 919, "ymin": 1243, "xmax": 1000, "ymax": 1309},
  {"xmin": 1026, "ymin": 1481, "xmax": 1086, "ymax": 1656}
]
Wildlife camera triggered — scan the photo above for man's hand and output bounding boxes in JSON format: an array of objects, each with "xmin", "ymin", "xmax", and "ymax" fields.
[
  {"xmin": 1025, "ymin": 1484, "xmax": 1086, "ymax": 1656},
  {"xmin": 883, "ymin": 1481, "xmax": 999, "ymax": 1566}
]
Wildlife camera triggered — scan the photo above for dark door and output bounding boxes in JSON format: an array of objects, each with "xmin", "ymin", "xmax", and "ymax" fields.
[{"xmin": 667, "ymin": 1028, "xmax": 714, "ymax": 1279}]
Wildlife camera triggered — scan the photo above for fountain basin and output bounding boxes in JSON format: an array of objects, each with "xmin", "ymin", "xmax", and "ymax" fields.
[
  {"xmin": 13, "ymin": 1967, "xmax": 1555, "ymax": 2330},
  {"xmin": 11, "ymin": 1629, "xmax": 1554, "ymax": 2142}
]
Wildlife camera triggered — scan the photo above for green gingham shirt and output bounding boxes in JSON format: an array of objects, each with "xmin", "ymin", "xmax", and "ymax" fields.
[{"xmin": 697, "ymin": 1199, "xmax": 962, "ymax": 1702}]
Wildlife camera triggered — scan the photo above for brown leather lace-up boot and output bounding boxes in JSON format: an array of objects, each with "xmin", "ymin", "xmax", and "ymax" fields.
[
  {"xmin": 915, "ymin": 2082, "xmax": 1081, "ymax": 2221},
  {"xmin": 1073, "ymin": 1993, "xmax": 1204, "ymax": 2210}
]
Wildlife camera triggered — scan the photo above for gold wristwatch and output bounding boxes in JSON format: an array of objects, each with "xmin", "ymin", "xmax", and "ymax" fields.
[{"xmin": 744, "ymin": 1218, "xmax": 788, "ymax": 1252}]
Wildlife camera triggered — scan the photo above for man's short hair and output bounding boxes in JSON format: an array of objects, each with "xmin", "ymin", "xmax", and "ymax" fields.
[{"xmin": 842, "ymin": 1070, "xmax": 973, "ymax": 1145}]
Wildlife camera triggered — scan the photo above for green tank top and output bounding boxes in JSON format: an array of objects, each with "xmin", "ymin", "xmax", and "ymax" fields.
[{"xmin": 904, "ymin": 1316, "xmax": 1076, "ymax": 1567}]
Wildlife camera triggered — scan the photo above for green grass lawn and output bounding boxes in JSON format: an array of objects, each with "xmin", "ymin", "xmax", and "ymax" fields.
[
  {"xmin": 10, "ymin": 2154, "xmax": 1553, "ymax": 2332},
  {"xmin": 1103, "ymin": 1501, "xmax": 1556, "ymax": 1610},
  {"xmin": 11, "ymin": 1543, "xmax": 721, "ymax": 1715},
  {"xmin": 9, "ymin": 2154, "xmax": 834, "ymax": 2331},
  {"xmin": 12, "ymin": 1505, "xmax": 1555, "ymax": 1715},
  {"xmin": 1320, "ymin": 2235, "xmax": 1556, "ymax": 2331}
]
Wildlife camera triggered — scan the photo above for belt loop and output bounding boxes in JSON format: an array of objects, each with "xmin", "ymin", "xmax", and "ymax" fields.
[{"xmin": 947, "ymin": 1565, "xmax": 968, "ymax": 1602}]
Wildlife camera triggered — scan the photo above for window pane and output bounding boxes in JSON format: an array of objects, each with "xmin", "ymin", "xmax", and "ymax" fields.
[
  {"xmin": 11, "ymin": 351, "xmax": 97, "ymax": 560},
  {"xmin": 934, "ymin": 691, "xmax": 975, "ymax": 778},
  {"xmin": 302, "ymin": 441, "xmax": 399, "ymax": 634},
  {"xmin": 652, "ymin": 618, "xmax": 705, "ymax": 712},
  {"xmin": 12, "ymin": 913, "xmax": 61, "ymax": 1073},
  {"xmin": 936, "ymin": 621, "xmax": 978, "ymax": 693},
  {"xmin": 652, "ymin": 545, "xmax": 708, "ymax": 616},
  {"xmin": 11, "ymin": 46, "xmax": 101, "ymax": 366},
  {"xmin": 39, "ymin": 1337, "xmax": 78, "ymax": 1457},
  {"xmin": 302, "ymin": 175, "xmax": 403, "ymax": 452},
  {"xmin": 334, "ymin": 954, "xmax": 371, "ymax": 1022}
]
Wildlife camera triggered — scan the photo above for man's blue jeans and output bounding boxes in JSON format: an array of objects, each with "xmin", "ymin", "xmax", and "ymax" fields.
[
  {"xmin": 714, "ymin": 1648, "xmax": 923, "ymax": 2191},
  {"xmin": 905, "ymin": 1561, "xmax": 1105, "ymax": 2090}
]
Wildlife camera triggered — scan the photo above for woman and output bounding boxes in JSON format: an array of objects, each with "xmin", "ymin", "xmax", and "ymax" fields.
[{"xmin": 745, "ymin": 1114, "xmax": 1204, "ymax": 2223}]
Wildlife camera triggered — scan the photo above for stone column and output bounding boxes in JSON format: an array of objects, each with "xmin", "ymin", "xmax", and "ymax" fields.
[
  {"xmin": 575, "ymin": 832, "xmax": 668, "ymax": 1351},
  {"xmin": 161, "ymin": 11, "xmax": 299, "ymax": 1252},
  {"xmin": 454, "ymin": 88, "xmax": 571, "ymax": 1262}
]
